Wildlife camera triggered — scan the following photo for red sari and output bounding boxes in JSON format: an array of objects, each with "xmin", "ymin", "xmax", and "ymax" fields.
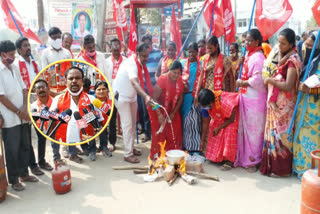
[
  {"xmin": 206, "ymin": 91, "xmax": 239, "ymax": 163},
  {"xmin": 149, "ymin": 73, "xmax": 184, "ymax": 159}
]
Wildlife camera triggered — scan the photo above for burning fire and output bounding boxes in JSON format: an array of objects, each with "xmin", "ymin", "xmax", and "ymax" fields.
[
  {"xmin": 178, "ymin": 157, "xmax": 186, "ymax": 175},
  {"xmin": 148, "ymin": 141, "xmax": 169, "ymax": 175}
]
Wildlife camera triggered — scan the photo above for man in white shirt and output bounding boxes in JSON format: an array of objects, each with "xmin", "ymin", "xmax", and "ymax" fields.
[
  {"xmin": 62, "ymin": 32, "xmax": 74, "ymax": 59},
  {"xmin": 49, "ymin": 67, "xmax": 103, "ymax": 162},
  {"xmin": 0, "ymin": 40, "xmax": 38, "ymax": 191},
  {"xmin": 113, "ymin": 43, "xmax": 154, "ymax": 164},
  {"xmin": 78, "ymin": 35, "xmax": 110, "ymax": 85},
  {"xmin": 105, "ymin": 38, "xmax": 127, "ymax": 152},
  {"xmin": 15, "ymin": 37, "xmax": 53, "ymax": 175},
  {"xmin": 41, "ymin": 27, "xmax": 72, "ymax": 85}
]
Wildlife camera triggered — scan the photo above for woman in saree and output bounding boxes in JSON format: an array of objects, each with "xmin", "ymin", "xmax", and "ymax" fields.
[
  {"xmin": 293, "ymin": 31, "xmax": 320, "ymax": 179},
  {"xmin": 155, "ymin": 41, "xmax": 177, "ymax": 79},
  {"xmin": 234, "ymin": 29, "xmax": 267, "ymax": 172},
  {"xmin": 198, "ymin": 89, "xmax": 239, "ymax": 170},
  {"xmin": 181, "ymin": 42, "xmax": 202, "ymax": 152},
  {"xmin": 194, "ymin": 35, "xmax": 235, "ymax": 151},
  {"xmin": 229, "ymin": 42, "xmax": 240, "ymax": 81},
  {"xmin": 260, "ymin": 28, "xmax": 302, "ymax": 177},
  {"xmin": 149, "ymin": 60, "xmax": 184, "ymax": 159},
  {"xmin": 94, "ymin": 81, "xmax": 113, "ymax": 157}
]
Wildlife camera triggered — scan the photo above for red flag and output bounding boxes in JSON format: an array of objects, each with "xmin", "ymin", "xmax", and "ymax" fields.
[
  {"xmin": 312, "ymin": 0, "xmax": 320, "ymax": 26},
  {"xmin": 170, "ymin": 5, "xmax": 182, "ymax": 56},
  {"xmin": 255, "ymin": 0, "xmax": 293, "ymax": 41},
  {"xmin": 128, "ymin": 5, "xmax": 137, "ymax": 57},
  {"xmin": 1, "ymin": 0, "xmax": 41, "ymax": 43},
  {"xmin": 113, "ymin": 0, "xmax": 127, "ymax": 42},
  {"xmin": 222, "ymin": 0, "xmax": 236, "ymax": 44},
  {"xmin": 203, "ymin": 0, "xmax": 224, "ymax": 38}
]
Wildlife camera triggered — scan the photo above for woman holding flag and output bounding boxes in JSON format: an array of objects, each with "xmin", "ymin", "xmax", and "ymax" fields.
[
  {"xmin": 234, "ymin": 29, "xmax": 267, "ymax": 173},
  {"xmin": 260, "ymin": 28, "xmax": 302, "ymax": 177},
  {"xmin": 292, "ymin": 31, "xmax": 320, "ymax": 179}
]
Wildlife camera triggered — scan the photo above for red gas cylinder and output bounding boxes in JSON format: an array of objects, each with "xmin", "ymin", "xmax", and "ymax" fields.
[
  {"xmin": 301, "ymin": 150, "xmax": 320, "ymax": 214},
  {"xmin": 0, "ymin": 153, "xmax": 7, "ymax": 202},
  {"xmin": 52, "ymin": 161, "xmax": 71, "ymax": 194},
  {"xmin": 0, "ymin": 136, "xmax": 7, "ymax": 203}
]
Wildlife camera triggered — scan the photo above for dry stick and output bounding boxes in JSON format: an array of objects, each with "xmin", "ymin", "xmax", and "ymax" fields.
[
  {"xmin": 112, "ymin": 166, "xmax": 149, "ymax": 170},
  {"xmin": 168, "ymin": 173, "xmax": 179, "ymax": 186},
  {"xmin": 186, "ymin": 171, "xmax": 220, "ymax": 182},
  {"xmin": 133, "ymin": 169, "xmax": 148, "ymax": 174},
  {"xmin": 180, "ymin": 173, "xmax": 197, "ymax": 185}
]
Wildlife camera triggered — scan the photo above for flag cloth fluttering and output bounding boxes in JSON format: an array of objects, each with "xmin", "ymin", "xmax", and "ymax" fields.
[
  {"xmin": 113, "ymin": 0, "xmax": 127, "ymax": 42},
  {"xmin": 312, "ymin": 0, "xmax": 320, "ymax": 26},
  {"xmin": 1, "ymin": 0, "xmax": 41, "ymax": 43},
  {"xmin": 255, "ymin": 0, "xmax": 293, "ymax": 41},
  {"xmin": 128, "ymin": 4, "xmax": 138, "ymax": 56},
  {"xmin": 170, "ymin": 5, "xmax": 182, "ymax": 56}
]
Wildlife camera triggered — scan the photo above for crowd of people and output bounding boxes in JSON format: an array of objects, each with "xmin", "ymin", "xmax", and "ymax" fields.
[{"xmin": 0, "ymin": 25, "xmax": 319, "ymax": 192}]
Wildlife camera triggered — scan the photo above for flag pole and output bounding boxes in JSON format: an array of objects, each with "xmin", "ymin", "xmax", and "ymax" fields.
[
  {"xmin": 177, "ymin": 2, "xmax": 207, "ymax": 59},
  {"xmin": 117, "ymin": 1, "xmax": 125, "ymax": 42},
  {"xmin": 8, "ymin": 9, "xmax": 23, "ymax": 37},
  {"xmin": 288, "ymin": 28, "xmax": 320, "ymax": 135},
  {"xmin": 8, "ymin": 8, "xmax": 35, "ymax": 59},
  {"xmin": 227, "ymin": 41, "xmax": 230, "ymax": 56},
  {"xmin": 238, "ymin": 0, "xmax": 256, "ymax": 79},
  {"xmin": 208, "ymin": 4, "xmax": 216, "ymax": 37}
]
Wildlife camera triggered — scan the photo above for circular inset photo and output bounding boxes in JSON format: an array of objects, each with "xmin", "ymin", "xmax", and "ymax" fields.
[{"xmin": 28, "ymin": 59, "xmax": 114, "ymax": 146}]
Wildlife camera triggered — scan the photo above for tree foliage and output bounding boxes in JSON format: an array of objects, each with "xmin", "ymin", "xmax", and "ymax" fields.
[{"xmin": 306, "ymin": 15, "xmax": 318, "ymax": 28}]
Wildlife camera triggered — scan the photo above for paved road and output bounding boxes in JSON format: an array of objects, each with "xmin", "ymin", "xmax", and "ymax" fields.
[{"xmin": 0, "ymin": 130, "xmax": 301, "ymax": 214}]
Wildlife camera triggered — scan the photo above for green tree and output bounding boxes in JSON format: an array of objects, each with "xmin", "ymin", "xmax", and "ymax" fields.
[{"xmin": 306, "ymin": 15, "xmax": 318, "ymax": 28}]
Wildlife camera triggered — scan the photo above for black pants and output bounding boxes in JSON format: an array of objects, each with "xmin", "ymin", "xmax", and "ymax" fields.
[
  {"xmin": 2, "ymin": 123, "xmax": 31, "ymax": 184},
  {"xmin": 29, "ymin": 128, "xmax": 46, "ymax": 169},
  {"xmin": 109, "ymin": 107, "xmax": 117, "ymax": 145}
]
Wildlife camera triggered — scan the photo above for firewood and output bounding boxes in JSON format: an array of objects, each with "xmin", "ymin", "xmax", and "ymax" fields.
[
  {"xmin": 163, "ymin": 165, "xmax": 175, "ymax": 182},
  {"xmin": 168, "ymin": 173, "xmax": 178, "ymax": 186},
  {"xmin": 186, "ymin": 171, "xmax": 220, "ymax": 182},
  {"xmin": 133, "ymin": 169, "xmax": 148, "ymax": 174},
  {"xmin": 112, "ymin": 166, "xmax": 149, "ymax": 170},
  {"xmin": 180, "ymin": 174, "xmax": 197, "ymax": 185},
  {"xmin": 186, "ymin": 161, "xmax": 204, "ymax": 173}
]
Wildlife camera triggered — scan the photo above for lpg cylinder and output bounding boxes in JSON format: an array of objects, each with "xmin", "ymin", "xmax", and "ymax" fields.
[
  {"xmin": 0, "ymin": 133, "xmax": 7, "ymax": 203},
  {"xmin": 301, "ymin": 150, "xmax": 320, "ymax": 214},
  {"xmin": 0, "ymin": 153, "xmax": 7, "ymax": 202},
  {"xmin": 52, "ymin": 161, "xmax": 71, "ymax": 194}
]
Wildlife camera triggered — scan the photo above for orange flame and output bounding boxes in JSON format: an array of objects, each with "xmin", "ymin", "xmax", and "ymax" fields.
[
  {"xmin": 178, "ymin": 158, "xmax": 186, "ymax": 175},
  {"xmin": 148, "ymin": 141, "xmax": 168, "ymax": 175}
]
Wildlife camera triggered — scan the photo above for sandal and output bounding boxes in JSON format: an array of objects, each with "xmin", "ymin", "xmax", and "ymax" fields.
[
  {"xmin": 20, "ymin": 175, "xmax": 39, "ymax": 182},
  {"xmin": 246, "ymin": 165, "xmax": 258, "ymax": 173},
  {"xmin": 133, "ymin": 148, "xmax": 142, "ymax": 156},
  {"xmin": 124, "ymin": 155, "xmax": 140, "ymax": 164},
  {"xmin": 39, "ymin": 162, "xmax": 53, "ymax": 171},
  {"xmin": 109, "ymin": 144, "xmax": 116, "ymax": 152},
  {"xmin": 69, "ymin": 154, "xmax": 83, "ymax": 164},
  {"xmin": 220, "ymin": 162, "xmax": 233, "ymax": 171},
  {"xmin": 12, "ymin": 182, "xmax": 25, "ymax": 191},
  {"xmin": 31, "ymin": 166, "xmax": 44, "ymax": 175}
]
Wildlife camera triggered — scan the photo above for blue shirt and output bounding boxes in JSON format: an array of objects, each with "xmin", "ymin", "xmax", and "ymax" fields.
[
  {"xmin": 297, "ymin": 40, "xmax": 304, "ymax": 61},
  {"xmin": 146, "ymin": 47, "xmax": 163, "ymax": 85}
]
